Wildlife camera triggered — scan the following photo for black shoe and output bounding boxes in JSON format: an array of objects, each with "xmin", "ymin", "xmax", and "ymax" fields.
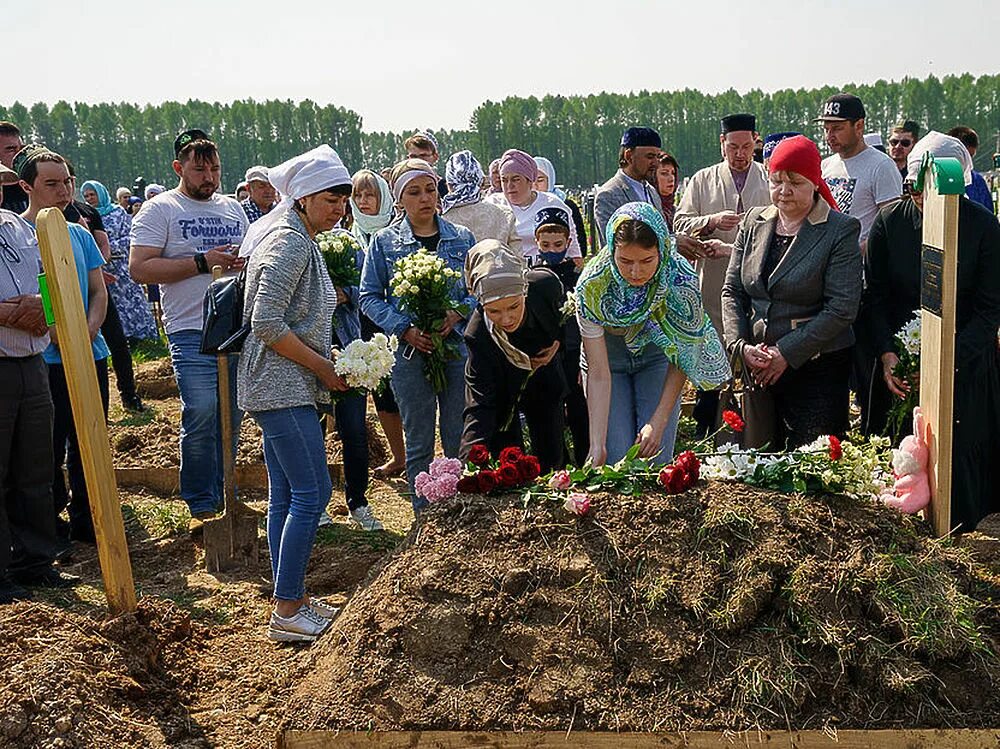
[
  {"xmin": 54, "ymin": 539, "xmax": 74, "ymax": 563},
  {"xmin": 0, "ymin": 578, "xmax": 32, "ymax": 604},
  {"xmin": 122, "ymin": 395, "xmax": 146, "ymax": 413},
  {"xmin": 12, "ymin": 567, "xmax": 80, "ymax": 589},
  {"xmin": 70, "ymin": 523, "xmax": 97, "ymax": 544}
]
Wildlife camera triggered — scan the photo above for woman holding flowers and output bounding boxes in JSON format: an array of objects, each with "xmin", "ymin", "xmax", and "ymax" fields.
[
  {"xmin": 577, "ymin": 202, "xmax": 729, "ymax": 467},
  {"xmin": 237, "ymin": 145, "xmax": 352, "ymax": 643},
  {"xmin": 461, "ymin": 239, "xmax": 567, "ymax": 473},
  {"xmin": 860, "ymin": 132, "xmax": 1000, "ymax": 531},
  {"xmin": 721, "ymin": 136, "xmax": 862, "ymax": 451},
  {"xmin": 360, "ymin": 159, "xmax": 477, "ymax": 510},
  {"xmin": 349, "ymin": 169, "xmax": 406, "ymax": 478}
]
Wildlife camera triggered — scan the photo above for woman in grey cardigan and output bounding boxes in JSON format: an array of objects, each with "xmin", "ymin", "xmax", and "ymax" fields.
[
  {"xmin": 722, "ymin": 136, "xmax": 862, "ymax": 449},
  {"xmin": 237, "ymin": 146, "xmax": 352, "ymax": 643}
]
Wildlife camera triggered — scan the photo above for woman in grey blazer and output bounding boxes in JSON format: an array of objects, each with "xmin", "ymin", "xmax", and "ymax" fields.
[{"xmin": 722, "ymin": 136, "xmax": 862, "ymax": 449}]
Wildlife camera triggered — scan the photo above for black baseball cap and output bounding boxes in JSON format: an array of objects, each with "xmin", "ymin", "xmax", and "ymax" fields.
[
  {"xmin": 173, "ymin": 128, "xmax": 211, "ymax": 157},
  {"xmin": 814, "ymin": 93, "xmax": 866, "ymax": 123}
]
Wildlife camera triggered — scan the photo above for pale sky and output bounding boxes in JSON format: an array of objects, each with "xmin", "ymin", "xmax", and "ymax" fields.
[{"xmin": 5, "ymin": 0, "xmax": 998, "ymax": 133}]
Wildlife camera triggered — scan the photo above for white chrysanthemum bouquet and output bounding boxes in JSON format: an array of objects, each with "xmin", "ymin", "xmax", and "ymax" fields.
[
  {"xmin": 887, "ymin": 313, "xmax": 921, "ymax": 436},
  {"xmin": 390, "ymin": 249, "xmax": 466, "ymax": 392},
  {"xmin": 316, "ymin": 230, "xmax": 361, "ymax": 287},
  {"xmin": 333, "ymin": 333, "xmax": 398, "ymax": 397}
]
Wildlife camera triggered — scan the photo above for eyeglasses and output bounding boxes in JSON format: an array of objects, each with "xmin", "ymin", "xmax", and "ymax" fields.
[
  {"xmin": 889, "ymin": 138, "xmax": 913, "ymax": 148},
  {"xmin": 0, "ymin": 228, "xmax": 24, "ymax": 294}
]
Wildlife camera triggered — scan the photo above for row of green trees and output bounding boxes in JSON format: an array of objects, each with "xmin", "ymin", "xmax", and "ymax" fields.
[{"xmin": 2, "ymin": 73, "xmax": 995, "ymax": 191}]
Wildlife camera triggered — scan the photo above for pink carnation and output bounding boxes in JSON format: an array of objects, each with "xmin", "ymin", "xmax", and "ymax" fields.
[
  {"xmin": 563, "ymin": 492, "xmax": 591, "ymax": 516},
  {"xmin": 414, "ymin": 471, "xmax": 432, "ymax": 496},
  {"xmin": 437, "ymin": 473, "xmax": 459, "ymax": 497},
  {"xmin": 548, "ymin": 470, "xmax": 572, "ymax": 491},
  {"xmin": 429, "ymin": 457, "xmax": 463, "ymax": 479}
]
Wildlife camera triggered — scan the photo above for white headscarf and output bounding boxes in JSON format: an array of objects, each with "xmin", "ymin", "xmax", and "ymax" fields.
[
  {"xmin": 239, "ymin": 145, "xmax": 351, "ymax": 258},
  {"xmin": 906, "ymin": 131, "xmax": 974, "ymax": 187}
]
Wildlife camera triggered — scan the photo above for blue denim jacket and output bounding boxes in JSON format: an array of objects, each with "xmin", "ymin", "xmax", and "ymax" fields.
[
  {"xmin": 360, "ymin": 215, "xmax": 477, "ymax": 338},
  {"xmin": 331, "ymin": 230, "xmax": 363, "ymax": 346}
]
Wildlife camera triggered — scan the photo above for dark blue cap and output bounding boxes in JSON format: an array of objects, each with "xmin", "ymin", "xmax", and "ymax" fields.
[
  {"xmin": 621, "ymin": 127, "xmax": 662, "ymax": 149},
  {"xmin": 762, "ymin": 132, "xmax": 801, "ymax": 160}
]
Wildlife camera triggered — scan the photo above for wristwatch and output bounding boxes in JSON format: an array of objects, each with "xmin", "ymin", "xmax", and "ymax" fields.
[{"xmin": 194, "ymin": 252, "xmax": 209, "ymax": 274}]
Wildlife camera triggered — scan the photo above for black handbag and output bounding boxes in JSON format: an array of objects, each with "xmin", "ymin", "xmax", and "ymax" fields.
[{"xmin": 200, "ymin": 267, "xmax": 249, "ymax": 355}]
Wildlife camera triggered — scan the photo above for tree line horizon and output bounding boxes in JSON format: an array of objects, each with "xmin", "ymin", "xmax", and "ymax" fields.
[{"xmin": 2, "ymin": 72, "xmax": 996, "ymax": 193}]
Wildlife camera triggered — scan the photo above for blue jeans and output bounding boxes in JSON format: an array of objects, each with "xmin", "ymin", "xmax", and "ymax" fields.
[
  {"xmin": 332, "ymin": 393, "xmax": 368, "ymax": 511},
  {"xmin": 254, "ymin": 406, "xmax": 332, "ymax": 601},
  {"xmin": 167, "ymin": 330, "xmax": 241, "ymax": 516},
  {"xmin": 604, "ymin": 335, "xmax": 681, "ymax": 465},
  {"xmin": 390, "ymin": 343, "xmax": 466, "ymax": 510}
]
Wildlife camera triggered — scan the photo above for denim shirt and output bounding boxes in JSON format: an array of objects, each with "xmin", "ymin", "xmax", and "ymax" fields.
[
  {"xmin": 360, "ymin": 215, "xmax": 477, "ymax": 338},
  {"xmin": 330, "ymin": 229, "xmax": 362, "ymax": 346}
]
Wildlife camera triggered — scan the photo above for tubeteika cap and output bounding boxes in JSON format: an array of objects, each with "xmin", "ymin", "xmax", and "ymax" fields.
[
  {"xmin": 721, "ymin": 114, "xmax": 756, "ymax": 133},
  {"xmin": 815, "ymin": 93, "xmax": 866, "ymax": 122},
  {"xmin": 621, "ymin": 127, "xmax": 662, "ymax": 149}
]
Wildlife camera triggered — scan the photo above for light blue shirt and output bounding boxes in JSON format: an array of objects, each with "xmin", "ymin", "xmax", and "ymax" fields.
[
  {"xmin": 34, "ymin": 221, "xmax": 110, "ymax": 364},
  {"xmin": 621, "ymin": 172, "xmax": 652, "ymax": 204}
]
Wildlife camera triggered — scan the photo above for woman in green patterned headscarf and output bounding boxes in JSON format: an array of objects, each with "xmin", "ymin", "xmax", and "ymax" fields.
[{"xmin": 576, "ymin": 201, "xmax": 729, "ymax": 466}]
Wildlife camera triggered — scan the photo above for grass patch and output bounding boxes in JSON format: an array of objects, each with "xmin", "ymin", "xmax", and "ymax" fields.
[
  {"xmin": 161, "ymin": 588, "xmax": 233, "ymax": 624},
  {"xmin": 122, "ymin": 500, "xmax": 190, "ymax": 539},
  {"xmin": 315, "ymin": 523, "xmax": 402, "ymax": 552},
  {"xmin": 108, "ymin": 402, "xmax": 157, "ymax": 427},
  {"xmin": 130, "ymin": 336, "xmax": 170, "ymax": 363}
]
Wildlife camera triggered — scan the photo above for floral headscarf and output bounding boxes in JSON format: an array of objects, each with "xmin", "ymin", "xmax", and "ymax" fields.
[
  {"xmin": 441, "ymin": 150, "xmax": 484, "ymax": 213},
  {"xmin": 576, "ymin": 202, "xmax": 730, "ymax": 389}
]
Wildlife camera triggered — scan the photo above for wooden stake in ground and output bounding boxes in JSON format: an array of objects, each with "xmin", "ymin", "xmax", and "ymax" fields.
[
  {"xmin": 915, "ymin": 153, "xmax": 965, "ymax": 537},
  {"xmin": 203, "ymin": 266, "xmax": 259, "ymax": 572},
  {"xmin": 35, "ymin": 208, "xmax": 136, "ymax": 615}
]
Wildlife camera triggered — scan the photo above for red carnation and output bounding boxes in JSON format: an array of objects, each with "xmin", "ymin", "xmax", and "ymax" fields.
[
  {"xmin": 516, "ymin": 455, "xmax": 541, "ymax": 482},
  {"xmin": 675, "ymin": 450, "xmax": 700, "ymax": 482},
  {"xmin": 477, "ymin": 470, "xmax": 498, "ymax": 493},
  {"xmin": 722, "ymin": 410, "xmax": 745, "ymax": 433},
  {"xmin": 828, "ymin": 435, "xmax": 843, "ymax": 461},
  {"xmin": 498, "ymin": 446, "xmax": 524, "ymax": 466},
  {"xmin": 659, "ymin": 465, "xmax": 687, "ymax": 494},
  {"xmin": 457, "ymin": 475, "xmax": 480, "ymax": 494},
  {"xmin": 468, "ymin": 443, "xmax": 490, "ymax": 467},
  {"xmin": 498, "ymin": 463, "xmax": 521, "ymax": 488}
]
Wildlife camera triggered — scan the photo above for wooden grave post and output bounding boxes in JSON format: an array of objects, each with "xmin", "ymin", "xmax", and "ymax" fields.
[
  {"xmin": 915, "ymin": 153, "xmax": 965, "ymax": 537},
  {"xmin": 36, "ymin": 208, "xmax": 136, "ymax": 614}
]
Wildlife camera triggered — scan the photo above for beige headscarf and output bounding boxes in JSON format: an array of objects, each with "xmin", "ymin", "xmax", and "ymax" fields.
[{"xmin": 464, "ymin": 239, "xmax": 532, "ymax": 370}]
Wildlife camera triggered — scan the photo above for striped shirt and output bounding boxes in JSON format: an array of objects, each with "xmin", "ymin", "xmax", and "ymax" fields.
[{"xmin": 0, "ymin": 209, "xmax": 49, "ymax": 357}]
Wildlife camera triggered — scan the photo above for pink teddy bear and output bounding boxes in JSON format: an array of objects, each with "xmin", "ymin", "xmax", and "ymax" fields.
[{"xmin": 880, "ymin": 406, "xmax": 931, "ymax": 514}]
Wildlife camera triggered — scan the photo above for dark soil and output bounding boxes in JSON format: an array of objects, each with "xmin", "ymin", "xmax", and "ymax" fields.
[{"xmin": 286, "ymin": 484, "xmax": 1000, "ymax": 734}]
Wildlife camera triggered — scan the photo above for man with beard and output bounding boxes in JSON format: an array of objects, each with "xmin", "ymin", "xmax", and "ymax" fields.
[
  {"xmin": 888, "ymin": 120, "xmax": 919, "ymax": 180},
  {"xmin": 817, "ymin": 94, "xmax": 901, "ymax": 251},
  {"xmin": 594, "ymin": 127, "xmax": 664, "ymax": 231},
  {"xmin": 674, "ymin": 114, "xmax": 770, "ymax": 438},
  {"xmin": 129, "ymin": 130, "xmax": 248, "ymax": 533}
]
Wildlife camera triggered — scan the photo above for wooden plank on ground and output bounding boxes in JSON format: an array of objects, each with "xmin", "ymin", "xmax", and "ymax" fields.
[
  {"xmin": 36, "ymin": 208, "xmax": 137, "ymax": 615},
  {"xmin": 278, "ymin": 729, "xmax": 1000, "ymax": 749},
  {"xmin": 115, "ymin": 464, "xmax": 344, "ymax": 495}
]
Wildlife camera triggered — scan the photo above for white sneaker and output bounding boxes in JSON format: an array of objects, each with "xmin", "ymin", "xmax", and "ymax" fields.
[
  {"xmin": 317, "ymin": 511, "xmax": 334, "ymax": 527},
  {"xmin": 349, "ymin": 505, "xmax": 384, "ymax": 532},
  {"xmin": 308, "ymin": 597, "xmax": 340, "ymax": 620},
  {"xmin": 267, "ymin": 605, "xmax": 331, "ymax": 643}
]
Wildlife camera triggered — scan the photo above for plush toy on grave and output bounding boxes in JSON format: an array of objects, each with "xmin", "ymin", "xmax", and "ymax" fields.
[{"xmin": 880, "ymin": 406, "xmax": 931, "ymax": 514}]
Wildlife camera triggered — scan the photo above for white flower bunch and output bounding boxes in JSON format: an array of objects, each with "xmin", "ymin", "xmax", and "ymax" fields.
[
  {"xmin": 334, "ymin": 333, "xmax": 398, "ymax": 392},
  {"xmin": 316, "ymin": 230, "xmax": 361, "ymax": 257},
  {"xmin": 897, "ymin": 313, "xmax": 921, "ymax": 357},
  {"xmin": 390, "ymin": 249, "xmax": 461, "ymax": 299},
  {"xmin": 701, "ymin": 444, "xmax": 788, "ymax": 481}
]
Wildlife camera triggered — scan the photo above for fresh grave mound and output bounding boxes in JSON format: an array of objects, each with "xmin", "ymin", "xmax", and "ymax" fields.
[
  {"xmin": 286, "ymin": 482, "xmax": 1000, "ymax": 733},
  {"xmin": 0, "ymin": 598, "xmax": 205, "ymax": 748}
]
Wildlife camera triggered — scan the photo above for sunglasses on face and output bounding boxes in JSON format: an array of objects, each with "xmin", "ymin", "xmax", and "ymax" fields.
[{"xmin": 889, "ymin": 138, "xmax": 913, "ymax": 147}]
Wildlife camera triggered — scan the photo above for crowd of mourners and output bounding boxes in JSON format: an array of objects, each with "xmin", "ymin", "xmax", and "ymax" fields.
[{"xmin": 0, "ymin": 90, "xmax": 998, "ymax": 643}]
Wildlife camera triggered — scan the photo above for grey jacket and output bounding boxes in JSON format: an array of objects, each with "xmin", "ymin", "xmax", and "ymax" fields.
[
  {"xmin": 721, "ymin": 200, "xmax": 862, "ymax": 370},
  {"xmin": 594, "ymin": 169, "xmax": 663, "ymax": 239},
  {"xmin": 237, "ymin": 209, "xmax": 336, "ymax": 412}
]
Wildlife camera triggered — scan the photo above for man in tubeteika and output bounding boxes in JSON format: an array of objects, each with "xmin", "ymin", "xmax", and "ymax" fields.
[{"xmin": 674, "ymin": 113, "xmax": 770, "ymax": 438}]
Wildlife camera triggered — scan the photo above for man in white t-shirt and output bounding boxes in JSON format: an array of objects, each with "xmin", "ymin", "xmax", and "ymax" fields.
[
  {"xmin": 817, "ymin": 93, "xmax": 901, "ymax": 251},
  {"xmin": 130, "ymin": 129, "xmax": 249, "ymax": 530}
]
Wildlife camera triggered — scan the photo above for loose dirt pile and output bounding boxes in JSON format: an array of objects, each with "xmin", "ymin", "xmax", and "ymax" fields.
[{"xmin": 286, "ymin": 483, "xmax": 1000, "ymax": 733}]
